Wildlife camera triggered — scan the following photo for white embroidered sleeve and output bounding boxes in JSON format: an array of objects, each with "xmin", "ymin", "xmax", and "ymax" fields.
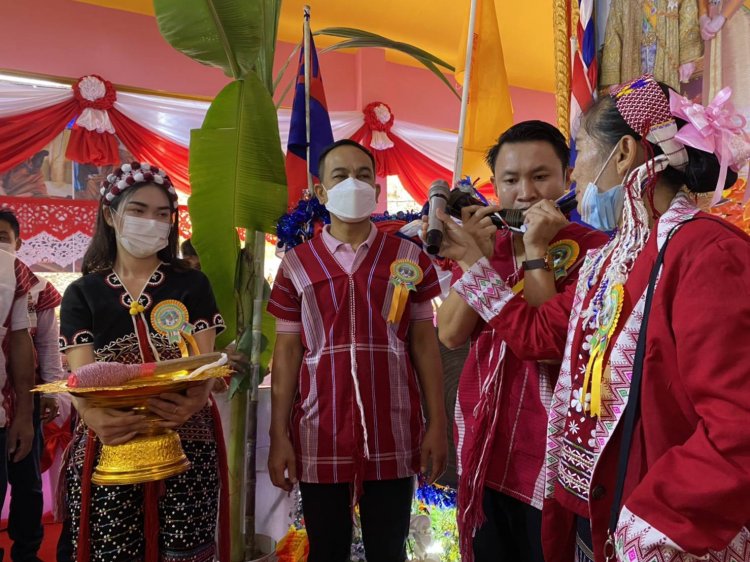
[
  {"xmin": 452, "ymin": 257, "xmax": 515, "ymax": 324},
  {"xmin": 615, "ymin": 506, "xmax": 709, "ymax": 562}
]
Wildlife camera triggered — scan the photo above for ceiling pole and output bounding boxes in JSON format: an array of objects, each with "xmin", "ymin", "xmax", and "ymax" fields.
[{"xmin": 453, "ymin": 0, "xmax": 479, "ymax": 186}]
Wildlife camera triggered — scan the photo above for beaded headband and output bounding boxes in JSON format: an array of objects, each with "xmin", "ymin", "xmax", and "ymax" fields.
[
  {"xmin": 610, "ymin": 75, "xmax": 689, "ymax": 170},
  {"xmin": 100, "ymin": 162, "xmax": 177, "ymax": 207}
]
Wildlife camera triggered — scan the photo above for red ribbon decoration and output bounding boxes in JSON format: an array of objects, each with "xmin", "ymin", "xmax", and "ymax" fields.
[
  {"xmin": 363, "ymin": 101, "xmax": 395, "ymax": 133},
  {"xmin": 41, "ymin": 416, "xmax": 73, "ymax": 473}
]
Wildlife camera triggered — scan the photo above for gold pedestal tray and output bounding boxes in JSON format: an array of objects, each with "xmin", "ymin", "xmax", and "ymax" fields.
[
  {"xmin": 36, "ymin": 354, "xmax": 230, "ymax": 486},
  {"xmin": 94, "ymin": 431, "xmax": 190, "ymax": 485}
]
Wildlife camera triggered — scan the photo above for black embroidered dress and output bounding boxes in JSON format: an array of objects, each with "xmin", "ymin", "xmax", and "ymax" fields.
[{"xmin": 59, "ymin": 263, "xmax": 225, "ymax": 562}]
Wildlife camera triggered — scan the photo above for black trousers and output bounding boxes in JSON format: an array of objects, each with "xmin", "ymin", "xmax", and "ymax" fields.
[
  {"xmin": 472, "ymin": 487, "xmax": 544, "ymax": 562},
  {"xmin": 0, "ymin": 427, "xmax": 7, "ymax": 526},
  {"xmin": 6, "ymin": 398, "xmax": 44, "ymax": 562},
  {"xmin": 299, "ymin": 477, "xmax": 414, "ymax": 562}
]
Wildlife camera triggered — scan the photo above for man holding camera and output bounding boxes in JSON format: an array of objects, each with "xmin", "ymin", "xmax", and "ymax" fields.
[{"xmin": 438, "ymin": 121, "xmax": 606, "ymax": 562}]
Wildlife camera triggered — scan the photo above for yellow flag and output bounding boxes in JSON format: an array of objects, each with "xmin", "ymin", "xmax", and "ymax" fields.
[{"xmin": 455, "ymin": 0, "xmax": 514, "ymax": 185}]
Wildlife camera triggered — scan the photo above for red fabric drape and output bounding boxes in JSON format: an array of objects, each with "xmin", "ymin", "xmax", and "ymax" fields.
[
  {"xmin": 350, "ymin": 124, "xmax": 451, "ymax": 206},
  {"xmin": 350, "ymin": 124, "xmax": 496, "ymax": 205},
  {"xmin": 0, "ymin": 77, "xmax": 190, "ymax": 193},
  {"xmin": 0, "ymin": 99, "xmax": 79, "ymax": 174},
  {"xmin": 66, "ymin": 126, "xmax": 121, "ymax": 166},
  {"xmin": 109, "ymin": 109, "xmax": 191, "ymax": 194},
  {"xmin": 65, "ymin": 75, "xmax": 121, "ymax": 166}
]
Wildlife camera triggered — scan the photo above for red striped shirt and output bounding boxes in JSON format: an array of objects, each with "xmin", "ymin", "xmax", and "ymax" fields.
[
  {"xmin": 1, "ymin": 254, "xmax": 38, "ymax": 426},
  {"xmin": 268, "ymin": 230, "xmax": 441, "ymax": 484}
]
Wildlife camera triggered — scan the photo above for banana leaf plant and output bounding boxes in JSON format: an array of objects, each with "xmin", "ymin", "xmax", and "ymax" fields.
[
  {"xmin": 154, "ymin": 0, "xmax": 285, "ymax": 559},
  {"xmin": 153, "ymin": 1, "xmax": 457, "ymax": 559},
  {"xmin": 274, "ymin": 27, "xmax": 459, "ymax": 107}
]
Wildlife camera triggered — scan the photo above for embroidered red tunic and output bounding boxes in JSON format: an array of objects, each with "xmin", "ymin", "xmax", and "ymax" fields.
[
  {"xmin": 454, "ymin": 195, "xmax": 750, "ymax": 562},
  {"xmin": 453, "ymin": 224, "xmax": 607, "ymax": 510},
  {"xmin": 268, "ymin": 229, "xmax": 441, "ymax": 484}
]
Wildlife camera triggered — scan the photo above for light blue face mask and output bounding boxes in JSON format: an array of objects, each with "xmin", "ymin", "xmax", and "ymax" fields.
[{"xmin": 579, "ymin": 145, "xmax": 626, "ymax": 232}]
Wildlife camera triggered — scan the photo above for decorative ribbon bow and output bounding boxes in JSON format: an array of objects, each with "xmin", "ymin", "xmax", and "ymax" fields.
[
  {"xmin": 669, "ymin": 88, "xmax": 750, "ymax": 205},
  {"xmin": 41, "ymin": 416, "xmax": 73, "ymax": 473},
  {"xmin": 73, "ymin": 75, "xmax": 117, "ymax": 133},
  {"xmin": 364, "ymin": 101, "xmax": 395, "ymax": 150}
]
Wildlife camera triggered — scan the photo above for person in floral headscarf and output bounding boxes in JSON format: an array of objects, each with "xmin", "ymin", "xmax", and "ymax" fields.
[{"xmin": 433, "ymin": 75, "xmax": 750, "ymax": 562}]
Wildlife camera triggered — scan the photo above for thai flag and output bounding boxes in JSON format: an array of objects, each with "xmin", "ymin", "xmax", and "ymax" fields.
[
  {"xmin": 569, "ymin": 0, "xmax": 597, "ymax": 165},
  {"xmin": 568, "ymin": 0, "xmax": 597, "ymax": 225},
  {"xmin": 285, "ymin": 34, "xmax": 334, "ymax": 207}
]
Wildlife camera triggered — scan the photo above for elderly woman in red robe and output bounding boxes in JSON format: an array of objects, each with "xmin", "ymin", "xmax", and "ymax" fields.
[{"xmin": 435, "ymin": 74, "xmax": 750, "ymax": 562}]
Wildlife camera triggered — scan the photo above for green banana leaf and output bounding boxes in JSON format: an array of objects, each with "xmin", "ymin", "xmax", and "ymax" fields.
[
  {"xmin": 255, "ymin": 0, "xmax": 282, "ymax": 93},
  {"xmin": 316, "ymin": 27, "xmax": 455, "ymax": 71},
  {"xmin": 153, "ymin": 0, "xmax": 263, "ymax": 79},
  {"xmin": 274, "ymin": 27, "xmax": 459, "ymax": 105},
  {"xmin": 320, "ymin": 38, "xmax": 459, "ymax": 99},
  {"xmin": 189, "ymin": 73, "xmax": 287, "ymax": 348}
]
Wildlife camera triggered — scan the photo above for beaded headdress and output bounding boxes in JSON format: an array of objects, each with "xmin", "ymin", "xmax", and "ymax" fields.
[
  {"xmin": 580, "ymin": 75, "xmax": 692, "ymax": 286},
  {"xmin": 611, "ymin": 75, "xmax": 689, "ymax": 171},
  {"xmin": 100, "ymin": 162, "xmax": 177, "ymax": 207},
  {"xmin": 578, "ymin": 75, "xmax": 749, "ymax": 418}
]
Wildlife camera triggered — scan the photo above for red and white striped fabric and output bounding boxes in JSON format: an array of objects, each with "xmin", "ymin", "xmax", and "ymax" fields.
[
  {"xmin": 267, "ymin": 230, "xmax": 441, "ymax": 492},
  {"xmin": 0, "ymin": 77, "xmax": 460, "ymax": 200},
  {"xmin": 569, "ymin": 0, "xmax": 598, "ymax": 138}
]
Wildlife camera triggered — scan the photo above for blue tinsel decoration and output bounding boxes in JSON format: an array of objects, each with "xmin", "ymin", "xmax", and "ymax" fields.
[
  {"xmin": 275, "ymin": 196, "xmax": 424, "ymax": 252},
  {"xmin": 275, "ymin": 197, "xmax": 331, "ymax": 251},
  {"xmin": 415, "ymin": 482, "xmax": 457, "ymax": 510}
]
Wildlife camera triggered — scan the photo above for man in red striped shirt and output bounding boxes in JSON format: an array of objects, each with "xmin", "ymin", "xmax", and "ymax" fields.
[
  {"xmin": 1, "ymin": 209, "xmax": 65, "ymax": 562},
  {"xmin": 268, "ymin": 140, "xmax": 447, "ymax": 562}
]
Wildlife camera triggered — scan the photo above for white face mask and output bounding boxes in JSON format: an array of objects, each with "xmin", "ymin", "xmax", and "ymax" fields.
[
  {"xmin": 112, "ymin": 212, "xmax": 171, "ymax": 259},
  {"xmin": 0, "ymin": 242, "xmax": 15, "ymax": 255},
  {"xmin": 323, "ymin": 177, "xmax": 377, "ymax": 223}
]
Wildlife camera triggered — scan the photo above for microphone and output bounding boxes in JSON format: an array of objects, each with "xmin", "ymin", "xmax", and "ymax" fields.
[
  {"xmin": 425, "ymin": 180, "xmax": 450, "ymax": 255},
  {"xmin": 446, "ymin": 188, "xmax": 578, "ymax": 230}
]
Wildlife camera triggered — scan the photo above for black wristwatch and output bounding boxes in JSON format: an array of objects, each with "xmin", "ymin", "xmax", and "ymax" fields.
[{"xmin": 522, "ymin": 255, "xmax": 551, "ymax": 272}]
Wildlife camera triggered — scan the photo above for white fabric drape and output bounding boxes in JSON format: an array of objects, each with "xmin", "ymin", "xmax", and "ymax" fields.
[
  {"xmin": 0, "ymin": 81, "xmax": 73, "ymax": 117},
  {"xmin": 114, "ymin": 92, "xmax": 209, "ymax": 146},
  {"xmin": 392, "ymin": 121, "xmax": 457, "ymax": 170}
]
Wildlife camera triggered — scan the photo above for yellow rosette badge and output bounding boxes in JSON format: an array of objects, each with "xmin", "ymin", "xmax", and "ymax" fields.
[
  {"xmin": 548, "ymin": 239, "xmax": 580, "ymax": 280},
  {"xmin": 581, "ymin": 284, "xmax": 625, "ymax": 417},
  {"xmin": 150, "ymin": 299, "xmax": 199, "ymax": 357},
  {"xmin": 386, "ymin": 259, "xmax": 424, "ymax": 324}
]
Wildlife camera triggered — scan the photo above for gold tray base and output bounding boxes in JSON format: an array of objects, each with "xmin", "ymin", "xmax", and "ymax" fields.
[{"xmin": 92, "ymin": 430, "xmax": 191, "ymax": 486}]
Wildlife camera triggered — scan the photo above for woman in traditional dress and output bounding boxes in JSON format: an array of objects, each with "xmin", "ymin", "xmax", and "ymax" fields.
[
  {"xmin": 58, "ymin": 163, "xmax": 228, "ymax": 562},
  {"xmin": 434, "ymin": 75, "xmax": 750, "ymax": 561}
]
